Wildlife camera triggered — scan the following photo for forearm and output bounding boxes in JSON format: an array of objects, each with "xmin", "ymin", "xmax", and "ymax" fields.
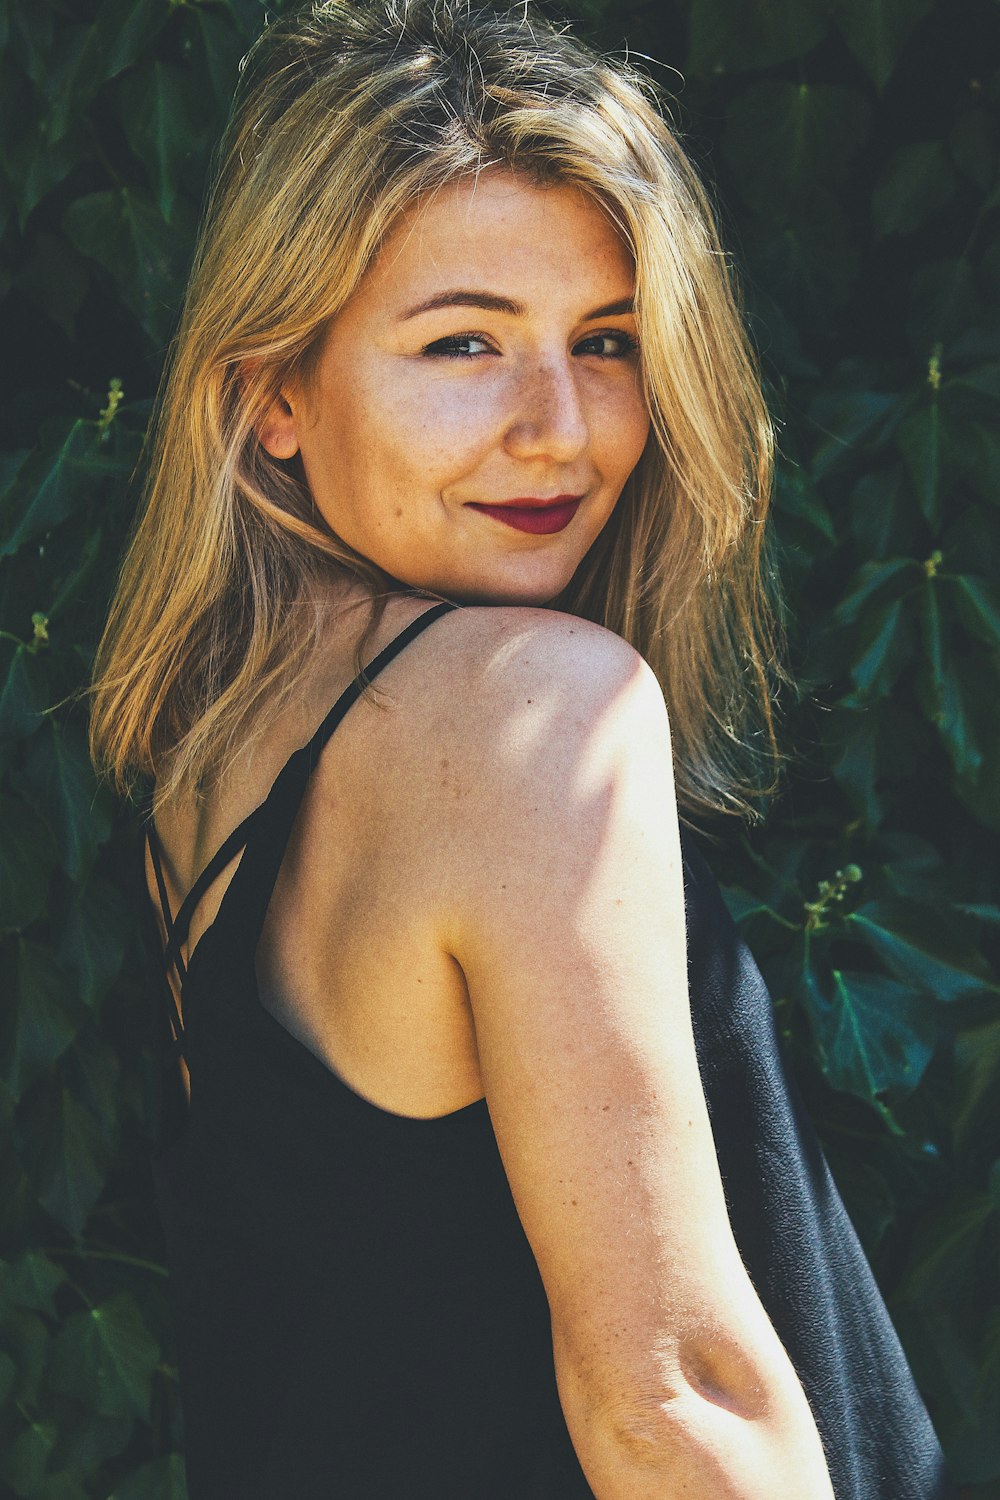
[{"xmin": 562, "ymin": 1379, "xmax": 834, "ymax": 1500}]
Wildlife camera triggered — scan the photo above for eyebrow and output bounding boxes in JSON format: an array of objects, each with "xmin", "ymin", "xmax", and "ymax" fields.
[{"xmin": 399, "ymin": 290, "xmax": 636, "ymax": 321}]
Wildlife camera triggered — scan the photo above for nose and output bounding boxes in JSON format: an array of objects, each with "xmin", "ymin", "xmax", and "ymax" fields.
[{"xmin": 502, "ymin": 353, "xmax": 590, "ymax": 465}]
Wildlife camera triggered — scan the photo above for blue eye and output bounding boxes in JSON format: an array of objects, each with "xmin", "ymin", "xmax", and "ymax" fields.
[{"xmin": 422, "ymin": 334, "xmax": 495, "ymax": 358}]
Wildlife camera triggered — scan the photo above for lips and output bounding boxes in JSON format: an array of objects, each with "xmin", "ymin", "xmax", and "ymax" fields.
[{"xmin": 467, "ymin": 495, "xmax": 584, "ymax": 535}]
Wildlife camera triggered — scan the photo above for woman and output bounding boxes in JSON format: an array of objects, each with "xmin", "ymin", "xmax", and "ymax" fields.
[{"xmin": 89, "ymin": 1, "xmax": 950, "ymax": 1495}]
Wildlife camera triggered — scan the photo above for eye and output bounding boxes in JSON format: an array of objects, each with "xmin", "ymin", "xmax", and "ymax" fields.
[
  {"xmin": 575, "ymin": 331, "xmax": 640, "ymax": 359},
  {"xmin": 422, "ymin": 333, "xmax": 496, "ymax": 358}
]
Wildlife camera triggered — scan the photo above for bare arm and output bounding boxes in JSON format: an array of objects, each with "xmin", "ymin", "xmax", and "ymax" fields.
[{"xmin": 426, "ymin": 610, "xmax": 833, "ymax": 1500}]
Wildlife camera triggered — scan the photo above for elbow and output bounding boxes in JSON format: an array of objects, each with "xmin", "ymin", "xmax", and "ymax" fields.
[{"xmin": 593, "ymin": 1337, "xmax": 832, "ymax": 1487}]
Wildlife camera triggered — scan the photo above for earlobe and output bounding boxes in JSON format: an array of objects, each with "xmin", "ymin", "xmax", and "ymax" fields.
[{"xmin": 256, "ymin": 391, "xmax": 300, "ymax": 460}]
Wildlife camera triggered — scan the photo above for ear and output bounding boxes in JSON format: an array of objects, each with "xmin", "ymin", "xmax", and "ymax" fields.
[{"xmin": 256, "ymin": 390, "xmax": 300, "ymax": 461}]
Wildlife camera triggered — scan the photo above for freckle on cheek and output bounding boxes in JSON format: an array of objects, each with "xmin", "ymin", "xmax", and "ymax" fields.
[{"xmin": 394, "ymin": 506, "xmax": 403, "ymax": 519}]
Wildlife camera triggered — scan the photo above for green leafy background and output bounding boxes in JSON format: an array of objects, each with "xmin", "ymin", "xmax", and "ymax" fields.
[{"xmin": 1, "ymin": 0, "xmax": 998, "ymax": 1494}]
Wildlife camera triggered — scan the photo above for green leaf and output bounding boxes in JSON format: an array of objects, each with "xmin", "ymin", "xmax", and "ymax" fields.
[
  {"xmin": 832, "ymin": 557, "xmax": 918, "ymax": 626},
  {"xmin": 0, "ymin": 793, "xmax": 58, "ymax": 933},
  {"xmin": 0, "ymin": 1307, "xmax": 48, "ymax": 1408},
  {"xmin": 15, "ymin": 232, "xmax": 92, "ymax": 337},
  {"xmin": 949, "ymin": 107, "xmax": 998, "ymax": 191},
  {"xmin": 121, "ymin": 62, "xmax": 207, "ymax": 223},
  {"xmin": 900, "ymin": 1191, "xmax": 997, "ymax": 1301},
  {"xmin": 803, "ymin": 964, "xmax": 937, "ymax": 1102},
  {"xmin": 739, "ymin": 187, "xmax": 860, "ymax": 324},
  {"xmin": 907, "ymin": 257, "xmax": 982, "ymax": 351},
  {"xmin": 848, "ymin": 899, "xmax": 997, "ymax": 1000},
  {"xmin": 62, "ymin": 189, "xmax": 191, "ymax": 346},
  {"xmin": 0, "ymin": 1250, "xmax": 67, "ymax": 1319},
  {"xmin": 47, "ymin": 0, "xmax": 169, "ymax": 142},
  {"xmin": 833, "ymin": 0, "xmax": 935, "ymax": 91},
  {"xmin": 0, "ymin": 419, "xmax": 123, "ymax": 560},
  {"xmin": 1, "ymin": 1417, "xmax": 57, "ymax": 1496},
  {"xmin": 48, "ymin": 1292, "xmax": 159, "ymax": 1420},
  {"xmin": 896, "ymin": 392, "xmax": 958, "ymax": 531},
  {"xmin": 849, "ymin": 466, "xmax": 918, "ymax": 559},
  {"xmin": 26, "ymin": 721, "xmax": 112, "ymax": 882},
  {"xmin": 949, "ymin": 574, "xmax": 1000, "ymax": 650},
  {"xmin": 0, "ymin": 643, "xmax": 50, "ymax": 740},
  {"xmin": 773, "ymin": 463, "xmax": 835, "ymax": 540},
  {"xmin": 723, "ymin": 82, "xmax": 871, "ymax": 212},
  {"xmin": 686, "ymin": 0, "xmax": 830, "ymax": 74},
  {"xmin": 28, "ymin": 1087, "xmax": 110, "ymax": 1236},
  {"xmin": 873, "ymin": 141, "xmax": 959, "ymax": 239},
  {"xmin": 848, "ymin": 595, "xmax": 915, "ymax": 698},
  {"xmin": 807, "ymin": 387, "xmax": 901, "ymax": 479},
  {"xmin": 57, "ymin": 876, "xmax": 130, "ymax": 1010},
  {"xmin": 0, "ymin": 1348, "xmax": 17, "ymax": 1408},
  {"xmin": 954, "ymin": 1018, "xmax": 1000, "ymax": 1148},
  {"xmin": 108, "ymin": 1454, "xmax": 188, "ymax": 1500},
  {"xmin": 3, "ymin": 940, "xmax": 80, "ymax": 1102}
]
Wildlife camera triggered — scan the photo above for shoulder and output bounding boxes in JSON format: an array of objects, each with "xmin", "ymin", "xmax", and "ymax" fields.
[
  {"xmin": 399, "ymin": 604, "xmax": 677, "ymax": 884},
  {"xmin": 423, "ymin": 604, "xmax": 670, "ymax": 761}
]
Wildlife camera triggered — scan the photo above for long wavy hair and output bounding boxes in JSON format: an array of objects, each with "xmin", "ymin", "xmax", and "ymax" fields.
[{"xmin": 90, "ymin": 0, "xmax": 786, "ymax": 821}]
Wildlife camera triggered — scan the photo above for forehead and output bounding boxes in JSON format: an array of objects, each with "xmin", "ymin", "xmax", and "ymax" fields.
[{"xmin": 362, "ymin": 169, "xmax": 635, "ymax": 308}]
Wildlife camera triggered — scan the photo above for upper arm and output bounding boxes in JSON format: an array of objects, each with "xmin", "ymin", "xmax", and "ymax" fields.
[{"xmin": 427, "ymin": 610, "xmax": 788, "ymax": 1427}]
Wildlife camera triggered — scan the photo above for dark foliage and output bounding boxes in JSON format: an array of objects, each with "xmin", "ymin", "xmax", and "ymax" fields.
[{"xmin": 0, "ymin": 0, "xmax": 998, "ymax": 1494}]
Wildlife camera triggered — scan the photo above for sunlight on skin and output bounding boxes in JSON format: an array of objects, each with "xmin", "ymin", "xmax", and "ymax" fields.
[{"xmin": 257, "ymin": 167, "xmax": 651, "ymax": 607}]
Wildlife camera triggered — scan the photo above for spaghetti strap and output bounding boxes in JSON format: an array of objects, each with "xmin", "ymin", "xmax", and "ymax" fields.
[{"xmin": 144, "ymin": 598, "xmax": 459, "ymax": 1058}]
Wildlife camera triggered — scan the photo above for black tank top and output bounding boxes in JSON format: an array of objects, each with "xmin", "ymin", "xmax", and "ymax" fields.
[{"xmin": 145, "ymin": 600, "xmax": 951, "ymax": 1499}]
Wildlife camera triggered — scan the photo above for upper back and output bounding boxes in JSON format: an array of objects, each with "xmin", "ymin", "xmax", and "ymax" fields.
[{"xmin": 147, "ymin": 589, "xmax": 644, "ymax": 1119}]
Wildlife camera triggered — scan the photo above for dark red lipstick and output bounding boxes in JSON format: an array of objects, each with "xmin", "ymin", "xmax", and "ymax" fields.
[{"xmin": 467, "ymin": 495, "xmax": 583, "ymax": 535}]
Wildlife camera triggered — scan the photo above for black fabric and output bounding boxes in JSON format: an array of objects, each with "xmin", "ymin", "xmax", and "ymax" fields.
[{"xmin": 147, "ymin": 600, "xmax": 950, "ymax": 1498}]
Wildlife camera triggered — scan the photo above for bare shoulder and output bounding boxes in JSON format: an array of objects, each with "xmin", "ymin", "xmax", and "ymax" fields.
[{"xmin": 419, "ymin": 603, "xmax": 670, "ymax": 772}]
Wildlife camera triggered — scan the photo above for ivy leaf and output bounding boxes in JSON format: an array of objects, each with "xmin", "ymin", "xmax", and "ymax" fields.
[
  {"xmin": 47, "ymin": 0, "xmax": 169, "ymax": 142},
  {"xmin": 833, "ymin": 0, "xmax": 935, "ymax": 91},
  {"xmin": 0, "ymin": 1249, "xmax": 67, "ymax": 1319},
  {"xmin": 0, "ymin": 420, "xmax": 122, "ymax": 561},
  {"xmin": 57, "ymin": 876, "xmax": 130, "ymax": 1011},
  {"xmin": 739, "ymin": 186, "xmax": 860, "ymax": 324},
  {"xmin": 949, "ymin": 574, "xmax": 1000, "ymax": 650},
  {"xmin": 108, "ymin": 1454, "xmax": 188, "ymax": 1500},
  {"xmin": 803, "ymin": 963, "xmax": 937, "ymax": 1103},
  {"xmin": 907, "ymin": 256, "xmax": 982, "ymax": 351},
  {"xmin": 120, "ymin": 62, "xmax": 208, "ymax": 223},
  {"xmin": 896, "ymin": 391, "xmax": 960, "ymax": 531},
  {"xmin": 686, "ymin": 0, "xmax": 830, "ymax": 74},
  {"xmin": 873, "ymin": 141, "xmax": 959, "ymax": 239},
  {"xmin": 807, "ymin": 387, "xmax": 901, "ymax": 479},
  {"xmin": 0, "ymin": 643, "xmax": 50, "ymax": 741},
  {"xmin": 949, "ymin": 108, "xmax": 998, "ymax": 192},
  {"xmin": 831, "ymin": 557, "xmax": 918, "ymax": 626},
  {"xmin": 847, "ymin": 595, "xmax": 915, "ymax": 699},
  {"xmin": 0, "ymin": 792, "xmax": 58, "ymax": 933},
  {"xmin": 723, "ymin": 81, "xmax": 871, "ymax": 212},
  {"xmin": 1, "ymin": 1417, "xmax": 58, "ymax": 1496},
  {"xmin": 848, "ymin": 899, "xmax": 997, "ymax": 1000},
  {"xmin": 3, "ymin": 940, "xmax": 80, "ymax": 1102},
  {"xmin": 25, "ymin": 721, "xmax": 113, "ymax": 882},
  {"xmin": 62, "ymin": 190, "xmax": 191, "ymax": 347},
  {"xmin": 48, "ymin": 1293, "xmax": 159, "ymax": 1421},
  {"xmin": 900, "ymin": 1192, "xmax": 997, "ymax": 1301},
  {"xmin": 954, "ymin": 1018, "xmax": 1000, "ymax": 1148},
  {"xmin": 773, "ymin": 462, "xmax": 835, "ymax": 540},
  {"xmin": 849, "ymin": 465, "xmax": 920, "ymax": 559},
  {"xmin": 28, "ymin": 1087, "xmax": 110, "ymax": 1236}
]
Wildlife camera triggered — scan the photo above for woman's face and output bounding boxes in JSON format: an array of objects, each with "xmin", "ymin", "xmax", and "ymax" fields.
[{"xmin": 260, "ymin": 169, "xmax": 650, "ymax": 605}]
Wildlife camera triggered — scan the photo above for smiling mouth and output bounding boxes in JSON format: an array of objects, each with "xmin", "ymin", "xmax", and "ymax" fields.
[{"xmin": 467, "ymin": 495, "xmax": 583, "ymax": 535}]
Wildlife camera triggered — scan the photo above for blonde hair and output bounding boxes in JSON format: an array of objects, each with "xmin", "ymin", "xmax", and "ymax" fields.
[{"xmin": 90, "ymin": 0, "xmax": 786, "ymax": 820}]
